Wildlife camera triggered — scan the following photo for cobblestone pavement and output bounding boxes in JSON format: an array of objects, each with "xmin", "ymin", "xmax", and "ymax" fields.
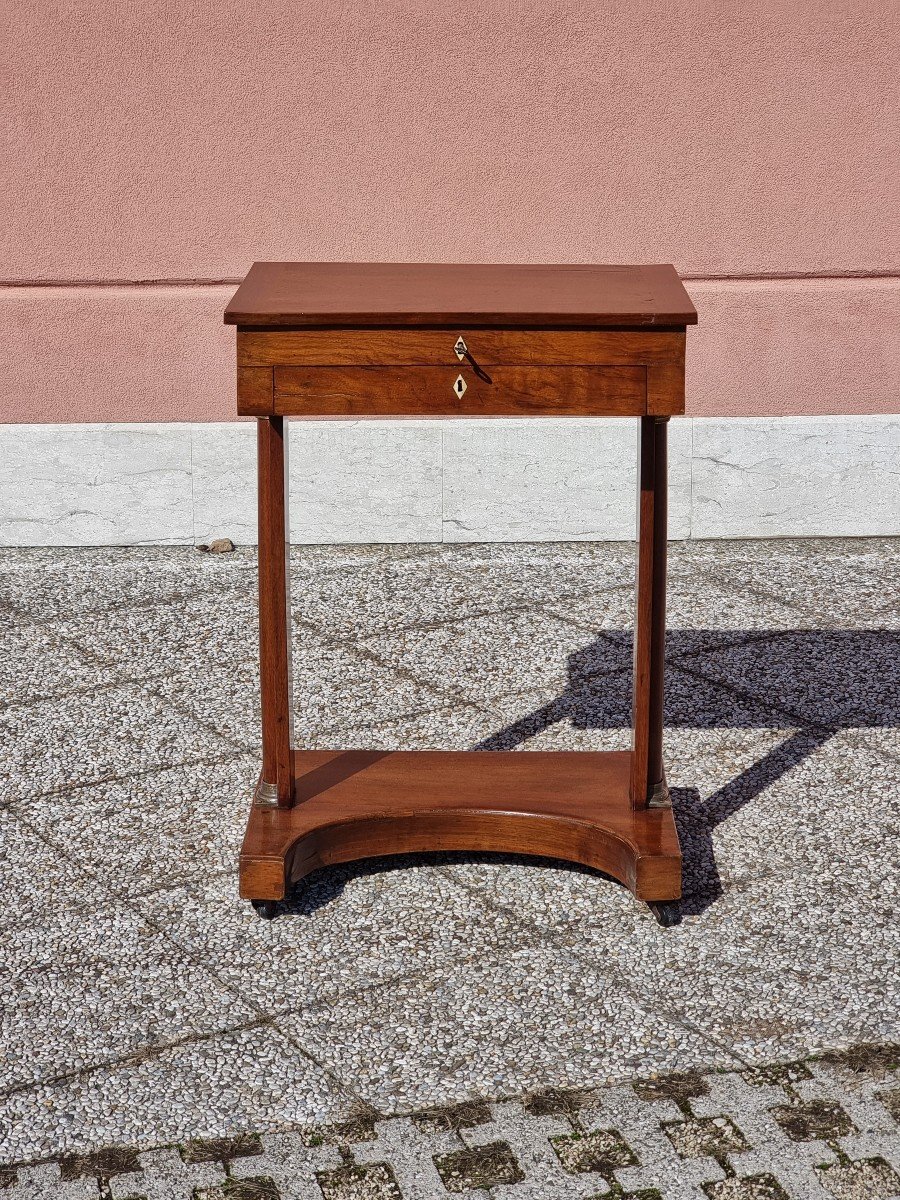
[
  {"xmin": 3, "ymin": 1049, "xmax": 899, "ymax": 1198},
  {"xmin": 0, "ymin": 539, "xmax": 898, "ymax": 1194}
]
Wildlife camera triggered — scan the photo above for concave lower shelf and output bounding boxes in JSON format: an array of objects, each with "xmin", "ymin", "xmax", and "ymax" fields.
[{"xmin": 240, "ymin": 749, "xmax": 682, "ymax": 902}]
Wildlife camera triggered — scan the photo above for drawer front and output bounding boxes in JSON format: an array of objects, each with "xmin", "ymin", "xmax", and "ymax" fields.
[
  {"xmin": 274, "ymin": 365, "xmax": 647, "ymax": 417},
  {"xmin": 240, "ymin": 328, "xmax": 684, "ymax": 369}
]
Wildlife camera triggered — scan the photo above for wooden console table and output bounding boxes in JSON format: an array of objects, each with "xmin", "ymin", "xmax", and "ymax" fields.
[{"xmin": 224, "ymin": 262, "xmax": 697, "ymax": 921}]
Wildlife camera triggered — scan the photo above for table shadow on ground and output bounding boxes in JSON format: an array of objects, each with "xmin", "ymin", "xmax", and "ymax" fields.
[
  {"xmin": 473, "ymin": 628, "xmax": 899, "ymax": 916},
  {"xmin": 284, "ymin": 629, "xmax": 898, "ymax": 921}
]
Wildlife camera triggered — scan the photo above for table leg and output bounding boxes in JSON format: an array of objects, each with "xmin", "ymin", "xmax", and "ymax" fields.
[
  {"xmin": 255, "ymin": 416, "xmax": 294, "ymax": 808},
  {"xmin": 631, "ymin": 416, "xmax": 669, "ymax": 809}
]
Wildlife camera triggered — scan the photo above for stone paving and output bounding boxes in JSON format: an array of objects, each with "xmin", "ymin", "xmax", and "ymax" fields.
[
  {"xmin": 0, "ymin": 538, "xmax": 898, "ymax": 1197},
  {"xmin": 2, "ymin": 1050, "xmax": 899, "ymax": 1198}
]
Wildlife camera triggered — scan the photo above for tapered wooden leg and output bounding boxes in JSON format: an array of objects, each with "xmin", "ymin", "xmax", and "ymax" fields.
[
  {"xmin": 631, "ymin": 417, "xmax": 669, "ymax": 809},
  {"xmin": 256, "ymin": 416, "xmax": 294, "ymax": 808}
]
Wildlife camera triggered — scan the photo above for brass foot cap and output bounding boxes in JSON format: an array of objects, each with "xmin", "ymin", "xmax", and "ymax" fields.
[
  {"xmin": 647, "ymin": 778, "xmax": 671, "ymax": 809},
  {"xmin": 254, "ymin": 777, "xmax": 280, "ymax": 808}
]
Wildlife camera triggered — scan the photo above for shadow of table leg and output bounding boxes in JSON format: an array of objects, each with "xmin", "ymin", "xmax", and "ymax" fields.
[{"xmin": 674, "ymin": 728, "xmax": 835, "ymax": 915}]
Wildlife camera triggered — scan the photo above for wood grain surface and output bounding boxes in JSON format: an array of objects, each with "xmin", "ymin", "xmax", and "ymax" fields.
[
  {"xmin": 631, "ymin": 417, "xmax": 669, "ymax": 807},
  {"xmin": 238, "ymin": 328, "xmax": 686, "ymax": 368},
  {"xmin": 232, "ymin": 263, "xmax": 689, "ymax": 907},
  {"xmin": 273, "ymin": 365, "xmax": 647, "ymax": 417},
  {"xmin": 256, "ymin": 417, "xmax": 294, "ymax": 807},
  {"xmin": 225, "ymin": 262, "xmax": 698, "ymax": 328},
  {"xmin": 236, "ymin": 366, "xmax": 273, "ymax": 414},
  {"xmin": 239, "ymin": 749, "xmax": 682, "ymax": 902}
]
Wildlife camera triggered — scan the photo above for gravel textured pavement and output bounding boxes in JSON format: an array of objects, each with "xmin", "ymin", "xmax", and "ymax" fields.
[{"xmin": 0, "ymin": 538, "xmax": 897, "ymax": 1198}]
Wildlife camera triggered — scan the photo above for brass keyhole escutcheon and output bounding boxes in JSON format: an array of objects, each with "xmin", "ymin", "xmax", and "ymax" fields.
[
  {"xmin": 453, "ymin": 374, "xmax": 467, "ymax": 397},
  {"xmin": 454, "ymin": 336, "xmax": 468, "ymax": 361}
]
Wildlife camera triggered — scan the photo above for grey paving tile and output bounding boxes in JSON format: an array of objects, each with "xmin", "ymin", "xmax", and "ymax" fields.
[
  {"xmin": 3, "ymin": 1057, "xmax": 897, "ymax": 1198},
  {"xmin": 107, "ymin": 1148, "xmax": 226, "ymax": 1199},
  {"xmin": 467, "ymin": 683, "xmax": 633, "ymax": 752},
  {"xmin": 440, "ymin": 855, "xmax": 646, "ymax": 937},
  {"xmin": 282, "ymin": 657, "xmax": 789, "ymax": 758},
  {"xmin": 492, "ymin": 717, "xmax": 880, "ymax": 909},
  {"xmin": 288, "ymin": 543, "xmax": 644, "ymax": 644},
  {"xmin": 348, "ymin": 1117, "xmax": 471, "ymax": 1199},
  {"xmin": 815, "ymin": 1157, "xmax": 900, "ymax": 1199},
  {"xmin": 849, "ymin": 724, "xmax": 900, "ymax": 763},
  {"xmin": 0, "ymin": 547, "xmax": 257, "ymax": 624},
  {"xmin": 227, "ymin": 1133, "xmax": 344, "ymax": 1200},
  {"xmin": 52, "ymin": 589, "xmax": 261, "ymax": 681},
  {"xmin": 580, "ymin": 1082, "xmax": 726, "ymax": 1197},
  {"xmin": 0, "ymin": 1165, "xmax": 98, "ymax": 1199},
  {"xmin": 468, "ymin": 721, "xmax": 893, "ymax": 893},
  {"xmin": 693, "ymin": 552, "xmax": 900, "ymax": 629},
  {"xmin": 573, "ymin": 868, "xmax": 898, "ymax": 1065},
  {"xmin": 289, "ymin": 541, "xmax": 442, "ymax": 571},
  {"xmin": 689, "ymin": 1071, "xmax": 842, "ymax": 1199},
  {"xmin": 459, "ymin": 1100, "xmax": 606, "ymax": 1196},
  {"xmin": 440, "ymin": 730, "xmax": 899, "ymax": 1069},
  {"xmin": 16, "ymin": 755, "xmax": 256, "ymax": 895},
  {"xmin": 149, "ymin": 628, "xmax": 454, "ymax": 749},
  {"xmin": 0, "ymin": 624, "xmax": 122, "ymax": 709},
  {"xmin": 428, "ymin": 541, "xmax": 638, "ymax": 571},
  {"xmin": 540, "ymin": 582, "xmax": 638, "ymax": 636},
  {"xmin": 403, "ymin": 540, "xmax": 640, "ymax": 599},
  {"xmin": 448, "ymin": 545, "xmax": 638, "ymax": 600},
  {"xmin": 284, "ymin": 945, "xmax": 741, "ymax": 1114},
  {"xmin": 0, "ymin": 807, "xmax": 102, "ymax": 931},
  {"xmin": 287, "ymin": 636, "xmax": 460, "ymax": 734},
  {"xmin": 0, "ymin": 684, "xmax": 232, "ymax": 802},
  {"xmin": 134, "ymin": 863, "xmax": 536, "ymax": 1013},
  {"xmin": 805, "ymin": 1059, "xmax": 900, "ymax": 1177},
  {"xmin": 474, "ymin": 663, "xmax": 801, "ymax": 751},
  {"xmin": 675, "ymin": 535, "xmax": 900, "ymax": 572},
  {"xmin": 685, "ymin": 629, "xmax": 900, "ymax": 729},
  {"xmin": 358, "ymin": 609, "xmax": 630, "ymax": 706},
  {"xmin": 297, "ymin": 700, "xmax": 514, "ymax": 752},
  {"xmin": 438, "ymin": 723, "xmax": 797, "ymax": 922},
  {"xmin": 0, "ymin": 1024, "xmax": 353, "ymax": 1165},
  {"xmin": 677, "ymin": 536, "xmax": 900, "ymax": 619},
  {"xmin": 0, "ymin": 891, "xmax": 257, "ymax": 1090},
  {"xmin": 150, "ymin": 657, "xmax": 262, "ymax": 749},
  {"xmin": 649, "ymin": 666, "xmax": 809, "ymax": 735},
  {"xmin": 1, "ymin": 537, "xmax": 898, "ymax": 1174},
  {"xmin": 290, "ymin": 558, "xmax": 581, "ymax": 643},
  {"xmin": 678, "ymin": 728, "xmax": 900, "ymax": 890},
  {"xmin": 545, "ymin": 577, "xmax": 808, "ymax": 660}
]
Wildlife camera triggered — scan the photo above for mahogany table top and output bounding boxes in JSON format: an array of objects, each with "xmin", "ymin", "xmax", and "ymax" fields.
[{"xmin": 224, "ymin": 262, "xmax": 698, "ymax": 328}]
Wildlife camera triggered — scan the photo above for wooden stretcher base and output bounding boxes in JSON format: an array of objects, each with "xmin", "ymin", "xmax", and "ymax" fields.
[{"xmin": 239, "ymin": 748, "xmax": 682, "ymax": 904}]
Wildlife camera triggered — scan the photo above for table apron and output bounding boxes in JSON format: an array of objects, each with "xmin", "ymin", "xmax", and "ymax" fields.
[
  {"xmin": 238, "ymin": 328, "xmax": 685, "ymax": 369},
  {"xmin": 271, "ymin": 364, "xmax": 649, "ymax": 417}
]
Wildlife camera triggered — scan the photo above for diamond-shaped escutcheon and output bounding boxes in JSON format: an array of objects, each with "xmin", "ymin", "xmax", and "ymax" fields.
[
  {"xmin": 454, "ymin": 336, "xmax": 468, "ymax": 360},
  {"xmin": 453, "ymin": 374, "xmax": 467, "ymax": 396}
]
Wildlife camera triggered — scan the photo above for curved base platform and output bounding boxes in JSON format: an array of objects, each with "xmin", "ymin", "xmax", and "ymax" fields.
[{"xmin": 239, "ymin": 749, "xmax": 682, "ymax": 903}]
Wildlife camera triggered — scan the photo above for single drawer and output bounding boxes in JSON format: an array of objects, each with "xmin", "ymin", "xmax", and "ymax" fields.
[
  {"xmin": 274, "ymin": 365, "xmax": 647, "ymax": 418},
  {"xmin": 240, "ymin": 328, "xmax": 684, "ymax": 369}
]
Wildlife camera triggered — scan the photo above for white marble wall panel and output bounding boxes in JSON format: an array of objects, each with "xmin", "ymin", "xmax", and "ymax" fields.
[
  {"xmin": 287, "ymin": 419, "xmax": 442, "ymax": 544},
  {"xmin": 191, "ymin": 419, "xmax": 443, "ymax": 545},
  {"xmin": 0, "ymin": 416, "xmax": 896, "ymax": 545},
  {"xmin": 191, "ymin": 422, "xmax": 256, "ymax": 544},
  {"xmin": 442, "ymin": 418, "xmax": 692, "ymax": 541},
  {"xmin": 0, "ymin": 423, "xmax": 192, "ymax": 546},
  {"xmin": 690, "ymin": 415, "xmax": 900, "ymax": 538}
]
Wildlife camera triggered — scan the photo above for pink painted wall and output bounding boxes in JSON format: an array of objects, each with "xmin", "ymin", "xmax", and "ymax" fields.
[{"xmin": 1, "ymin": 2, "xmax": 898, "ymax": 421}]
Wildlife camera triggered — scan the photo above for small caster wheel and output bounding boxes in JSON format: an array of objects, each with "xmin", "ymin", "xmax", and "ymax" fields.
[
  {"xmin": 251, "ymin": 899, "xmax": 279, "ymax": 920},
  {"xmin": 649, "ymin": 900, "xmax": 681, "ymax": 928}
]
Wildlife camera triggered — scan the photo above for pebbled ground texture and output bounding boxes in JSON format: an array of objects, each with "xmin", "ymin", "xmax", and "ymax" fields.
[{"xmin": 0, "ymin": 538, "xmax": 897, "ymax": 1197}]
